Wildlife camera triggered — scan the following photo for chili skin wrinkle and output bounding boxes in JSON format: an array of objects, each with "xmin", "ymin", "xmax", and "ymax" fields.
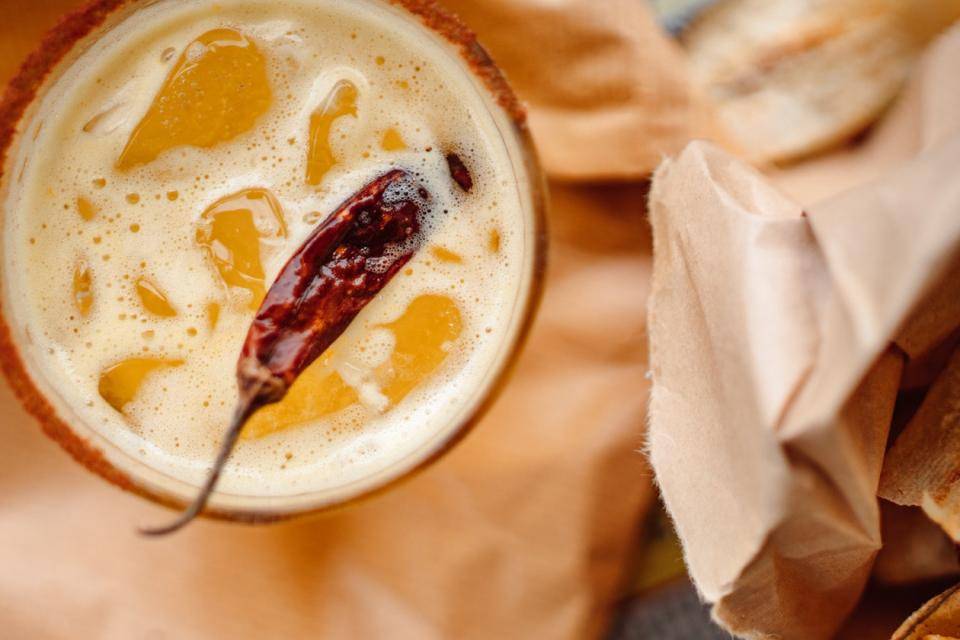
[
  {"xmin": 143, "ymin": 169, "xmax": 429, "ymax": 535},
  {"xmin": 445, "ymin": 152, "xmax": 473, "ymax": 192}
]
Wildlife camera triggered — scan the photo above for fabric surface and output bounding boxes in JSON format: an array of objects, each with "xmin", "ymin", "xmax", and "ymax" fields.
[
  {"xmin": 0, "ymin": 1, "xmax": 691, "ymax": 638},
  {"xmin": 444, "ymin": 0, "xmax": 728, "ymax": 181}
]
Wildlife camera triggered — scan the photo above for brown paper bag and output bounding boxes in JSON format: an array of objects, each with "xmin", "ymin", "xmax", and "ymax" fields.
[
  {"xmin": 648, "ymin": 25, "xmax": 960, "ymax": 640},
  {"xmin": 443, "ymin": 0, "xmax": 729, "ymax": 181}
]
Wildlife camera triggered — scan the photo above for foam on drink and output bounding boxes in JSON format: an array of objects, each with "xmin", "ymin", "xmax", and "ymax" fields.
[{"xmin": 2, "ymin": 0, "xmax": 536, "ymax": 498}]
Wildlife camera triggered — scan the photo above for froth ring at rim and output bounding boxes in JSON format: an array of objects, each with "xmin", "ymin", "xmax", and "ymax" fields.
[{"xmin": 0, "ymin": 0, "xmax": 548, "ymax": 523}]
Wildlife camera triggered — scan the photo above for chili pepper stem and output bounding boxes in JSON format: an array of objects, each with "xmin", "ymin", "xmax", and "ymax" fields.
[
  {"xmin": 139, "ymin": 170, "xmax": 428, "ymax": 536},
  {"xmin": 140, "ymin": 390, "xmax": 266, "ymax": 537}
]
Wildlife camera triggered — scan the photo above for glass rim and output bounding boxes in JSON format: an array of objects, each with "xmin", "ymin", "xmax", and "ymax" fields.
[{"xmin": 0, "ymin": 0, "xmax": 548, "ymax": 523}]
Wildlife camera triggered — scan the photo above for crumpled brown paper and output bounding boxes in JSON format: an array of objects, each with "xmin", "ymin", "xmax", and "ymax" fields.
[
  {"xmin": 445, "ymin": 0, "xmax": 728, "ymax": 181},
  {"xmin": 648, "ymin": 25, "xmax": 960, "ymax": 640},
  {"xmin": 0, "ymin": 1, "xmax": 702, "ymax": 638}
]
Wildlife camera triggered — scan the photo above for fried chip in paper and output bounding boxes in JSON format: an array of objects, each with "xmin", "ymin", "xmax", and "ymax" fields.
[
  {"xmin": 893, "ymin": 583, "xmax": 960, "ymax": 640},
  {"xmin": 880, "ymin": 348, "xmax": 960, "ymax": 541},
  {"xmin": 683, "ymin": 0, "xmax": 960, "ymax": 164}
]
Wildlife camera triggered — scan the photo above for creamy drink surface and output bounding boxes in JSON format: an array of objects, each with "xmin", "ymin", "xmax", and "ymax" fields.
[{"xmin": 2, "ymin": 0, "xmax": 534, "ymax": 498}]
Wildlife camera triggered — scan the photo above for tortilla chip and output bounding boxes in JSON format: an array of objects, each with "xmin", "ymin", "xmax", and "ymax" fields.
[
  {"xmin": 893, "ymin": 584, "xmax": 960, "ymax": 639},
  {"xmin": 683, "ymin": 0, "xmax": 960, "ymax": 164},
  {"xmin": 880, "ymin": 347, "xmax": 960, "ymax": 541}
]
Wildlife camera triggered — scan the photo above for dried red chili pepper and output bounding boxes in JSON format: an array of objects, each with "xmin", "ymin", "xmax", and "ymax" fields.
[
  {"xmin": 446, "ymin": 153, "xmax": 473, "ymax": 192},
  {"xmin": 143, "ymin": 169, "xmax": 428, "ymax": 535}
]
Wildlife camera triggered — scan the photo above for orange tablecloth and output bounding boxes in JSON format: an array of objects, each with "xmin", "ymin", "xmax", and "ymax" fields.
[{"xmin": 0, "ymin": 1, "xmax": 716, "ymax": 637}]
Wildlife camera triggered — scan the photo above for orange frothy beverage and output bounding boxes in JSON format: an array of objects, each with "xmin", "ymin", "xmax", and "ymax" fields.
[{"xmin": 1, "ymin": 0, "xmax": 540, "ymax": 508}]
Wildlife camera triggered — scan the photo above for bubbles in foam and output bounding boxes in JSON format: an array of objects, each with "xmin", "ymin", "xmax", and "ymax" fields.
[{"xmin": 4, "ymin": 0, "xmax": 529, "ymax": 497}]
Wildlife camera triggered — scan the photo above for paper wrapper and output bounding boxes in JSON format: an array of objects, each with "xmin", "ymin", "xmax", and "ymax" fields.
[
  {"xmin": 0, "ymin": 0, "xmax": 705, "ymax": 638},
  {"xmin": 648, "ymin": 26, "xmax": 960, "ymax": 640}
]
